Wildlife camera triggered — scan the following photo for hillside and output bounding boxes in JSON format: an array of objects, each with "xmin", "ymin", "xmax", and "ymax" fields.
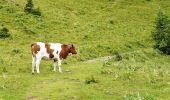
[{"xmin": 0, "ymin": 0, "xmax": 170, "ymax": 99}]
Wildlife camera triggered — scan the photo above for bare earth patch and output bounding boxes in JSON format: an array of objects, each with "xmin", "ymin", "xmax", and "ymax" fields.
[{"xmin": 27, "ymin": 96, "xmax": 38, "ymax": 100}]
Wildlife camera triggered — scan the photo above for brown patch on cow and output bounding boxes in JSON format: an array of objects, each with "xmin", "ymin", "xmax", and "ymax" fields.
[
  {"xmin": 31, "ymin": 43, "xmax": 40, "ymax": 56},
  {"xmin": 45, "ymin": 43, "xmax": 54, "ymax": 59},
  {"xmin": 59, "ymin": 44, "xmax": 70, "ymax": 59}
]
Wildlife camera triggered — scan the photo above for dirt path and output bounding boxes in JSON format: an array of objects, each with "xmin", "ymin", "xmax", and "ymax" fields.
[{"xmin": 85, "ymin": 49, "xmax": 150, "ymax": 62}]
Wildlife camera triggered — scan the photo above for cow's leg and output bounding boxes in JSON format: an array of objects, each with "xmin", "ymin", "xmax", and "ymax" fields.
[
  {"xmin": 32, "ymin": 56, "xmax": 36, "ymax": 73},
  {"xmin": 36, "ymin": 57, "xmax": 41, "ymax": 73},
  {"xmin": 53, "ymin": 59, "xmax": 57, "ymax": 72},
  {"xmin": 58, "ymin": 59, "xmax": 62, "ymax": 73}
]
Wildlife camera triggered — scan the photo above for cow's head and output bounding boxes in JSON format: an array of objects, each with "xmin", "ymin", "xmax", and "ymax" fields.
[{"xmin": 69, "ymin": 44, "xmax": 77, "ymax": 54}]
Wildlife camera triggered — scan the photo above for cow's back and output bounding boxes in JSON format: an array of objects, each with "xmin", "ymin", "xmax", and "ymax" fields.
[
  {"xmin": 49, "ymin": 43, "xmax": 62, "ymax": 54},
  {"xmin": 31, "ymin": 42, "xmax": 62, "ymax": 59}
]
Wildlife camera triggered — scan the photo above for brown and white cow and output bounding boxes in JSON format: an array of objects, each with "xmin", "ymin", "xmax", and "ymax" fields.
[{"xmin": 31, "ymin": 42, "xmax": 77, "ymax": 73}]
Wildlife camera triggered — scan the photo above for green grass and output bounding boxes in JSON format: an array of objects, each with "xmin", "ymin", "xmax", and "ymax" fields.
[{"xmin": 0, "ymin": 0, "xmax": 170, "ymax": 99}]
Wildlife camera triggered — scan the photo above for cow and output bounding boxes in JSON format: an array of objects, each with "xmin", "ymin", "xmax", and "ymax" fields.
[{"xmin": 31, "ymin": 42, "xmax": 77, "ymax": 73}]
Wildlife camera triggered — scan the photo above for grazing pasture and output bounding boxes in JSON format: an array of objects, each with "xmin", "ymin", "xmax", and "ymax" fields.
[{"xmin": 0, "ymin": 0, "xmax": 170, "ymax": 99}]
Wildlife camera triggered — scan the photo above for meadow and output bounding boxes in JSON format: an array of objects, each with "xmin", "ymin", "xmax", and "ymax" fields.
[{"xmin": 0, "ymin": 0, "xmax": 170, "ymax": 99}]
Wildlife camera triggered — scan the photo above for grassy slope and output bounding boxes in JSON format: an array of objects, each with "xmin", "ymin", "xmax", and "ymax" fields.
[{"xmin": 0, "ymin": 0, "xmax": 170, "ymax": 99}]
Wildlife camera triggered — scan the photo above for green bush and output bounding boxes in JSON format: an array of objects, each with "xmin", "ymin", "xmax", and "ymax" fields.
[
  {"xmin": 0, "ymin": 27, "xmax": 10, "ymax": 38},
  {"xmin": 152, "ymin": 11, "xmax": 170, "ymax": 54},
  {"xmin": 24, "ymin": 0, "xmax": 33, "ymax": 13},
  {"xmin": 31, "ymin": 7, "xmax": 41, "ymax": 16},
  {"xmin": 24, "ymin": 0, "xmax": 41, "ymax": 16},
  {"xmin": 114, "ymin": 51, "xmax": 122, "ymax": 61}
]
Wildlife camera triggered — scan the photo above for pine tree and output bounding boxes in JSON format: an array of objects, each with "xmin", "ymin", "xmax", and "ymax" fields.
[{"xmin": 152, "ymin": 11, "xmax": 170, "ymax": 54}]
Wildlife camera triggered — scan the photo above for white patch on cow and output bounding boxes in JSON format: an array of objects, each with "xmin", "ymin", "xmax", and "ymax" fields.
[{"xmin": 32, "ymin": 42, "xmax": 63, "ymax": 73}]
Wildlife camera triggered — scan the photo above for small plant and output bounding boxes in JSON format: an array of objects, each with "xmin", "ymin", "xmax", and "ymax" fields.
[
  {"xmin": 114, "ymin": 51, "xmax": 122, "ymax": 61},
  {"xmin": 85, "ymin": 75, "xmax": 98, "ymax": 84},
  {"xmin": 12, "ymin": 49, "xmax": 20, "ymax": 54},
  {"xmin": 0, "ymin": 59, "xmax": 7, "ymax": 72},
  {"xmin": 152, "ymin": 10, "xmax": 170, "ymax": 54},
  {"xmin": 2, "ymin": 67, "xmax": 7, "ymax": 72},
  {"xmin": 109, "ymin": 20, "xmax": 114, "ymax": 24},
  {"xmin": 0, "ymin": 27, "xmax": 10, "ymax": 38}
]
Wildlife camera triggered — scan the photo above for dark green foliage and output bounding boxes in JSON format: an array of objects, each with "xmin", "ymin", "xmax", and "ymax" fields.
[
  {"xmin": 31, "ymin": 7, "xmax": 41, "ymax": 16},
  {"xmin": 2, "ymin": 66, "xmax": 7, "ymax": 72},
  {"xmin": 152, "ymin": 11, "xmax": 170, "ymax": 54},
  {"xmin": 0, "ymin": 27, "xmax": 10, "ymax": 38},
  {"xmin": 12, "ymin": 49, "xmax": 20, "ymax": 54},
  {"xmin": 114, "ymin": 51, "xmax": 122, "ymax": 61},
  {"xmin": 24, "ymin": 0, "xmax": 41, "ymax": 16},
  {"xmin": 0, "ymin": 5, "xmax": 3, "ymax": 9},
  {"xmin": 24, "ymin": 0, "xmax": 34, "ymax": 13},
  {"xmin": 109, "ymin": 20, "xmax": 114, "ymax": 24},
  {"xmin": 85, "ymin": 75, "xmax": 98, "ymax": 84}
]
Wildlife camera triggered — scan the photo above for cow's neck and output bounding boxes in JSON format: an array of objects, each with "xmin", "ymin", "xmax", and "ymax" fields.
[{"xmin": 59, "ymin": 45, "xmax": 70, "ymax": 59}]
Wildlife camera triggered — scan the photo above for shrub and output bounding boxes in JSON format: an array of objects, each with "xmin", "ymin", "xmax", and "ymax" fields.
[
  {"xmin": 24, "ymin": 0, "xmax": 41, "ymax": 16},
  {"xmin": 152, "ymin": 11, "xmax": 170, "ymax": 54},
  {"xmin": 31, "ymin": 7, "xmax": 41, "ymax": 16},
  {"xmin": 114, "ymin": 51, "xmax": 122, "ymax": 61},
  {"xmin": 24, "ymin": 0, "xmax": 33, "ymax": 13},
  {"xmin": 0, "ymin": 27, "xmax": 10, "ymax": 38}
]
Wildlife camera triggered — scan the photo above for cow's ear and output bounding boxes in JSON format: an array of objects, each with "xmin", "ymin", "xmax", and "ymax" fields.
[{"xmin": 71, "ymin": 44, "xmax": 74, "ymax": 47}]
